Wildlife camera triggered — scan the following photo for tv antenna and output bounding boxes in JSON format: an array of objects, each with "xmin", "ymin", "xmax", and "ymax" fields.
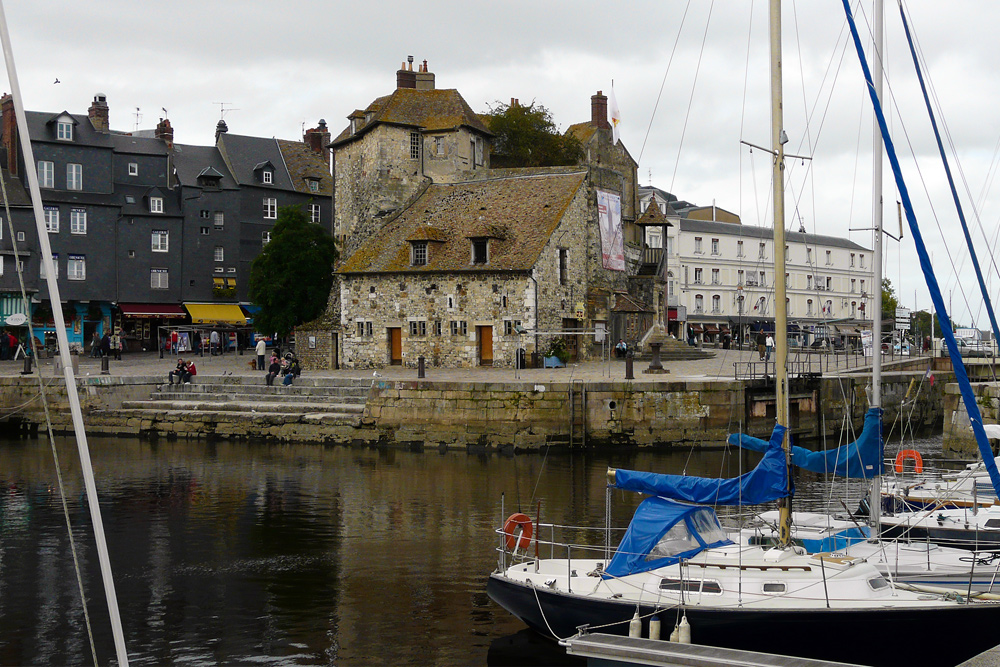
[
  {"xmin": 213, "ymin": 102, "xmax": 239, "ymax": 119},
  {"xmin": 133, "ymin": 107, "xmax": 141, "ymax": 131}
]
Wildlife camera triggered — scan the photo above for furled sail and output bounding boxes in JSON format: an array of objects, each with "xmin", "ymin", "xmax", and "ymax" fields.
[
  {"xmin": 609, "ymin": 423, "xmax": 791, "ymax": 505},
  {"xmin": 729, "ymin": 407, "xmax": 883, "ymax": 479}
]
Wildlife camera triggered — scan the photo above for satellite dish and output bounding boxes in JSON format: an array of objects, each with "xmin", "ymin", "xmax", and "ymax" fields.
[{"xmin": 6, "ymin": 313, "xmax": 26, "ymax": 326}]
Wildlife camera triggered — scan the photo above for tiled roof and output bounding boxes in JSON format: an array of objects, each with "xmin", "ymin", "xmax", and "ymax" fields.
[
  {"xmin": 111, "ymin": 133, "xmax": 167, "ymax": 156},
  {"xmin": 276, "ymin": 139, "xmax": 332, "ymax": 196},
  {"xmin": 565, "ymin": 122, "xmax": 598, "ymax": 145},
  {"xmin": 332, "ymin": 88, "xmax": 491, "ymax": 147},
  {"xmin": 23, "ymin": 111, "xmax": 114, "ymax": 148},
  {"xmin": 340, "ymin": 171, "xmax": 587, "ymax": 274},
  {"xmin": 635, "ymin": 196, "xmax": 675, "ymax": 226},
  {"xmin": 217, "ymin": 133, "xmax": 293, "ymax": 189}
]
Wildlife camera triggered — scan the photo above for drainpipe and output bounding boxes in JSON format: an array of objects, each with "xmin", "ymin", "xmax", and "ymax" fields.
[{"xmin": 529, "ymin": 271, "xmax": 539, "ymax": 356}]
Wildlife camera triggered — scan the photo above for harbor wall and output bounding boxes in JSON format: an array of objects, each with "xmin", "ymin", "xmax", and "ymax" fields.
[{"xmin": 0, "ymin": 369, "xmax": 947, "ymax": 451}]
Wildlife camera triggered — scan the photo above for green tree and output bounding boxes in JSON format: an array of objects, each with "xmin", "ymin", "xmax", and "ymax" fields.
[
  {"xmin": 484, "ymin": 100, "xmax": 583, "ymax": 168},
  {"xmin": 249, "ymin": 205, "xmax": 338, "ymax": 338},
  {"xmin": 881, "ymin": 278, "xmax": 899, "ymax": 319}
]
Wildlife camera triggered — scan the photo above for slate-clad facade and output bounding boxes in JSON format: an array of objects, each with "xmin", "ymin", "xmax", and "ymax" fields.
[{"xmin": 0, "ymin": 93, "xmax": 332, "ymax": 352}]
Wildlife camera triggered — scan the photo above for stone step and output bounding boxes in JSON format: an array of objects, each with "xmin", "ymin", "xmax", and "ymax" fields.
[
  {"xmin": 123, "ymin": 399, "xmax": 365, "ymax": 414},
  {"xmin": 169, "ymin": 375, "xmax": 371, "ymax": 389},
  {"xmin": 154, "ymin": 391, "xmax": 367, "ymax": 404},
  {"xmin": 157, "ymin": 382, "xmax": 368, "ymax": 396},
  {"xmin": 107, "ymin": 407, "xmax": 363, "ymax": 425}
]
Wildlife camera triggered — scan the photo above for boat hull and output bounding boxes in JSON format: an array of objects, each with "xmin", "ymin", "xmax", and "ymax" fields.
[{"xmin": 487, "ymin": 573, "xmax": 1000, "ymax": 667}]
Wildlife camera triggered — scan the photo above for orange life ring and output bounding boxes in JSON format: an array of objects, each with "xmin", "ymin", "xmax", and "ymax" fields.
[
  {"xmin": 503, "ymin": 513, "xmax": 533, "ymax": 550},
  {"xmin": 895, "ymin": 449, "xmax": 924, "ymax": 474}
]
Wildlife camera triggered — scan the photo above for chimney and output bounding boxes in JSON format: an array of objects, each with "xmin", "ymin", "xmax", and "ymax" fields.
[
  {"xmin": 414, "ymin": 59, "xmax": 435, "ymax": 90},
  {"xmin": 1, "ymin": 93, "xmax": 15, "ymax": 176},
  {"xmin": 591, "ymin": 91, "xmax": 609, "ymax": 130},
  {"xmin": 155, "ymin": 117, "xmax": 173, "ymax": 148},
  {"xmin": 397, "ymin": 56, "xmax": 417, "ymax": 89},
  {"xmin": 215, "ymin": 119, "xmax": 228, "ymax": 142},
  {"xmin": 88, "ymin": 93, "xmax": 109, "ymax": 132},
  {"xmin": 304, "ymin": 119, "xmax": 331, "ymax": 154}
]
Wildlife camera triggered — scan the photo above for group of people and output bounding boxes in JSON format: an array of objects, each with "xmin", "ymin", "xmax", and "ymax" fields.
[
  {"xmin": 756, "ymin": 331, "xmax": 775, "ymax": 361},
  {"xmin": 266, "ymin": 351, "xmax": 300, "ymax": 386},
  {"xmin": 0, "ymin": 329, "xmax": 18, "ymax": 360},
  {"xmin": 167, "ymin": 358, "xmax": 197, "ymax": 385},
  {"xmin": 90, "ymin": 329, "xmax": 124, "ymax": 360}
]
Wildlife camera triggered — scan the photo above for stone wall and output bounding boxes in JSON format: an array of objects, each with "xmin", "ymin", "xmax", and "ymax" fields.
[{"xmin": 422, "ymin": 128, "xmax": 489, "ymax": 183}]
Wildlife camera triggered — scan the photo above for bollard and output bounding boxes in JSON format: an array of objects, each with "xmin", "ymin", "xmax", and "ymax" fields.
[
  {"xmin": 101, "ymin": 356, "xmax": 110, "ymax": 375},
  {"xmin": 417, "ymin": 355, "xmax": 425, "ymax": 378},
  {"xmin": 625, "ymin": 352, "xmax": 634, "ymax": 380},
  {"xmin": 20, "ymin": 355, "xmax": 32, "ymax": 375}
]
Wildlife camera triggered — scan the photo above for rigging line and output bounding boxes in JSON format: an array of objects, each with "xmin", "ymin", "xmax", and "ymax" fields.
[
  {"xmin": 637, "ymin": 0, "xmax": 693, "ymax": 165},
  {"xmin": 737, "ymin": 0, "xmax": 755, "ymax": 241},
  {"xmin": 0, "ymin": 170, "xmax": 100, "ymax": 667},
  {"xmin": 668, "ymin": 0, "xmax": 715, "ymax": 194}
]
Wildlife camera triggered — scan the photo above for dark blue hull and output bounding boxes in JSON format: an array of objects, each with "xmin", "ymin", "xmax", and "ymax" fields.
[{"xmin": 487, "ymin": 573, "xmax": 1000, "ymax": 667}]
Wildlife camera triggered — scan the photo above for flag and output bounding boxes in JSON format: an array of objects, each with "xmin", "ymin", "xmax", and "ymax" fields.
[
  {"xmin": 608, "ymin": 87, "xmax": 621, "ymax": 145},
  {"xmin": 924, "ymin": 367, "xmax": 935, "ymax": 386}
]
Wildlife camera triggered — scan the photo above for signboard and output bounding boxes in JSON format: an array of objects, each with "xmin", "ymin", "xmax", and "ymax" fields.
[
  {"xmin": 575, "ymin": 302, "xmax": 586, "ymax": 319},
  {"xmin": 5, "ymin": 313, "xmax": 26, "ymax": 326},
  {"xmin": 861, "ymin": 330, "xmax": 873, "ymax": 358},
  {"xmin": 895, "ymin": 307, "xmax": 911, "ymax": 331}
]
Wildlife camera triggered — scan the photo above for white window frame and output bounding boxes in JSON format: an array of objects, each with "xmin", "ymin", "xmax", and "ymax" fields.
[
  {"xmin": 308, "ymin": 180, "xmax": 319, "ymax": 193},
  {"xmin": 264, "ymin": 198, "xmax": 277, "ymax": 219},
  {"xmin": 150, "ymin": 268, "xmax": 169, "ymax": 289},
  {"xmin": 711, "ymin": 238, "xmax": 720, "ymax": 255},
  {"xmin": 128, "ymin": 162, "xmax": 138, "ymax": 176},
  {"xmin": 412, "ymin": 241, "xmax": 428, "ymax": 266},
  {"xmin": 694, "ymin": 237, "xmax": 703, "ymax": 254},
  {"xmin": 44, "ymin": 206, "xmax": 59, "ymax": 233},
  {"xmin": 262, "ymin": 170, "xmax": 273, "ymax": 184},
  {"xmin": 262, "ymin": 231, "xmax": 271, "ymax": 246},
  {"xmin": 70, "ymin": 208, "xmax": 87, "ymax": 235},
  {"xmin": 41, "ymin": 253, "xmax": 58, "ymax": 279},
  {"xmin": 57, "ymin": 121, "xmax": 72, "ymax": 141},
  {"xmin": 150, "ymin": 197, "xmax": 163, "ymax": 213},
  {"xmin": 152, "ymin": 230, "xmax": 169, "ymax": 252},
  {"xmin": 67, "ymin": 163, "xmax": 82, "ymax": 191},
  {"xmin": 310, "ymin": 204, "xmax": 321, "ymax": 224},
  {"xmin": 712, "ymin": 294, "xmax": 721, "ymax": 313},
  {"xmin": 38, "ymin": 161, "xmax": 54, "ymax": 188},
  {"xmin": 214, "ymin": 246, "xmax": 224, "ymax": 262},
  {"xmin": 67, "ymin": 255, "xmax": 86, "ymax": 281}
]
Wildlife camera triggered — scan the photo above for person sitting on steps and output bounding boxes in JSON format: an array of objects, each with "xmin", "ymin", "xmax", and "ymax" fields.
[
  {"xmin": 168, "ymin": 358, "xmax": 190, "ymax": 385},
  {"xmin": 266, "ymin": 354, "xmax": 281, "ymax": 386}
]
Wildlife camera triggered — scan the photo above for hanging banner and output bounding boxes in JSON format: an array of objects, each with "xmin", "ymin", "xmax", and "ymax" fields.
[{"xmin": 597, "ymin": 189, "xmax": 625, "ymax": 271}]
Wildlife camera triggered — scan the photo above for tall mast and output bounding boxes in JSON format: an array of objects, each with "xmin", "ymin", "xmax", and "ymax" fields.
[
  {"xmin": 869, "ymin": 0, "xmax": 885, "ymax": 536},
  {"xmin": 770, "ymin": 0, "xmax": 792, "ymax": 546}
]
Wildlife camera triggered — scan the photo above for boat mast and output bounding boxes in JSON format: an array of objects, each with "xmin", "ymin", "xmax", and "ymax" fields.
[
  {"xmin": 769, "ymin": 0, "xmax": 792, "ymax": 546},
  {"xmin": 0, "ymin": 3, "xmax": 130, "ymax": 665},
  {"xmin": 869, "ymin": 0, "xmax": 885, "ymax": 538}
]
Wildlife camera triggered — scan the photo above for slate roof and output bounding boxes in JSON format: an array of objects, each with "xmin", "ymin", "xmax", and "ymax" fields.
[
  {"xmin": 339, "ymin": 171, "xmax": 587, "ymax": 275},
  {"xmin": 217, "ymin": 134, "xmax": 294, "ymax": 189},
  {"xmin": 679, "ymin": 217, "xmax": 871, "ymax": 252},
  {"xmin": 276, "ymin": 139, "xmax": 333, "ymax": 196},
  {"xmin": 0, "ymin": 169, "xmax": 31, "ymax": 206},
  {"xmin": 170, "ymin": 143, "xmax": 239, "ymax": 190},
  {"xmin": 23, "ymin": 111, "xmax": 114, "ymax": 148},
  {"xmin": 331, "ymin": 88, "xmax": 491, "ymax": 147},
  {"xmin": 110, "ymin": 133, "xmax": 168, "ymax": 156}
]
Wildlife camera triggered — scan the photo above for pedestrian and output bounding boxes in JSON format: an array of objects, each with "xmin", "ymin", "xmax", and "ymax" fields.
[
  {"xmin": 210, "ymin": 329, "xmax": 220, "ymax": 356},
  {"xmin": 170, "ymin": 330, "xmax": 179, "ymax": 355},
  {"xmin": 91, "ymin": 330, "xmax": 102, "ymax": 358},
  {"xmin": 765, "ymin": 334, "xmax": 774, "ymax": 362},
  {"xmin": 101, "ymin": 331, "xmax": 111, "ymax": 358},
  {"xmin": 0, "ymin": 329, "xmax": 8, "ymax": 361},
  {"xmin": 756, "ymin": 331, "xmax": 766, "ymax": 360},
  {"xmin": 110, "ymin": 329, "xmax": 123, "ymax": 361},
  {"xmin": 255, "ymin": 337, "xmax": 266, "ymax": 372}
]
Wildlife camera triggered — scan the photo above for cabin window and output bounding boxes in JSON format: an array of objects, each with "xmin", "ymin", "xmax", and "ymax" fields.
[
  {"xmin": 762, "ymin": 582, "xmax": 786, "ymax": 594},
  {"xmin": 659, "ymin": 578, "xmax": 723, "ymax": 595},
  {"xmin": 868, "ymin": 577, "xmax": 889, "ymax": 591},
  {"xmin": 645, "ymin": 523, "xmax": 699, "ymax": 562}
]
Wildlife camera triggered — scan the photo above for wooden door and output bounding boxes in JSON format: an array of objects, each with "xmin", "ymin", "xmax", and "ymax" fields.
[
  {"xmin": 562, "ymin": 318, "xmax": 579, "ymax": 362},
  {"xmin": 477, "ymin": 326, "xmax": 493, "ymax": 366},
  {"xmin": 388, "ymin": 327, "xmax": 402, "ymax": 365}
]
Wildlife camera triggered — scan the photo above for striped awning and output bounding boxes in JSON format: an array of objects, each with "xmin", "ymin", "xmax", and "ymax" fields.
[
  {"xmin": 0, "ymin": 294, "xmax": 28, "ymax": 326},
  {"xmin": 183, "ymin": 303, "xmax": 247, "ymax": 325}
]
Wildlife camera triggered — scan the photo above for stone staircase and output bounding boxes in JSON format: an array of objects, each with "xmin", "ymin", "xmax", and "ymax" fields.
[{"xmin": 111, "ymin": 376, "xmax": 372, "ymax": 438}]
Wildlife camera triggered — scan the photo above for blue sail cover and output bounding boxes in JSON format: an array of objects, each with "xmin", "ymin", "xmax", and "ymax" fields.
[
  {"xmin": 611, "ymin": 423, "xmax": 790, "ymax": 505},
  {"xmin": 604, "ymin": 496, "xmax": 733, "ymax": 578},
  {"xmin": 729, "ymin": 407, "xmax": 884, "ymax": 479}
]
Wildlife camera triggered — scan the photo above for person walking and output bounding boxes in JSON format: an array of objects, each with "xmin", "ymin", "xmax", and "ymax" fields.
[
  {"xmin": 756, "ymin": 331, "xmax": 766, "ymax": 360},
  {"xmin": 210, "ymin": 329, "xmax": 220, "ymax": 356},
  {"xmin": 101, "ymin": 331, "xmax": 112, "ymax": 359},
  {"xmin": 91, "ymin": 330, "xmax": 103, "ymax": 358},
  {"xmin": 255, "ymin": 337, "xmax": 266, "ymax": 372},
  {"xmin": 765, "ymin": 333, "xmax": 774, "ymax": 362},
  {"xmin": 110, "ymin": 329, "xmax": 123, "ymax": 361}
]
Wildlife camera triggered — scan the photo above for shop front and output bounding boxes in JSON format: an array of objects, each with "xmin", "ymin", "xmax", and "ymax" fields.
[{"xmin": 116, "ymin": 303, "xmax": 188, "ymax": 352}]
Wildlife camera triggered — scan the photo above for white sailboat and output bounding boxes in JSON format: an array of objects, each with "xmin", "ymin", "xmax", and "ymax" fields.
[{"xmin": 486, "ymin": 2, "xmax": 1000, "ymax": 665}]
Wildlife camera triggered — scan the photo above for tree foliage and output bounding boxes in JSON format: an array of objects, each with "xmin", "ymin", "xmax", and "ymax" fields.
[
  {"xmin": 881, "ymin": 278, "xmax": 898, "ymax": 318},
  {"xmin": 248, "ymin": 205, "xmax": 338, "ymax": 338},
  {"xmin": 484, "ymin": 100, "xmax": 583, "ymax": 168}
]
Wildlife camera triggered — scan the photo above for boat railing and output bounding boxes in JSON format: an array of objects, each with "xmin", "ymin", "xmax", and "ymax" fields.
[{"xmin": 495, "ymin": 520, "xmax": 627, "ymax": 576}]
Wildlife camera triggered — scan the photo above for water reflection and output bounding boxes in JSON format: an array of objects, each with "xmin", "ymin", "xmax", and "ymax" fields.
[{"xmin": 0, "ymin": 435, "xmax": 948, "ymax": 665}]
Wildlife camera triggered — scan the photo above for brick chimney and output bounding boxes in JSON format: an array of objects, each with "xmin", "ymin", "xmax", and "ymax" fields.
[
  {"xmin": 1, "ymin": 93, "xmax": 15, "ymax": 176},
  {"xmin": 304, "ymin": 119, "xmax": 331, "ymax": 154},
  {"xmin": 414, "ymin": 59, "xmax": 435, "ymax": 90},
  {"xmin": 215, "ymin": 119, "xmax": 228, "ymax": 143},
  {"xmin": 397, "ymin": 56, "xmax": 417, "ymax": 89},
  {"xmin": 155, "ymin": 117, "xmax": 173, "ymax": 148},
  {"xmin": 591, "ymin": 91, "xmax": 609, "ymax": 130},
  {"xmin": 88, "ymin": 93, "xmax": 109, "ymax": 132}
]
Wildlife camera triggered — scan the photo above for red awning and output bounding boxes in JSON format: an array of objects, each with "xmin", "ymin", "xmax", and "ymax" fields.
[
  {"xmin": 118, "ymin": 303, "xmax": 187, "ymax": 319},
  {"xmin": 690, "ymin": 324, "xmax": 704, "ymax": 333},
  {"xmin": 704, "ymin": 325, "xmax": 720, "ymax": 333}
]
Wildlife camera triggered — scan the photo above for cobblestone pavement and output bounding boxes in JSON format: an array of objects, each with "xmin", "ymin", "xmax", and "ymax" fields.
[{"xmin": 0, "ymin": 345, "xmax": 904, "ymax": 383}]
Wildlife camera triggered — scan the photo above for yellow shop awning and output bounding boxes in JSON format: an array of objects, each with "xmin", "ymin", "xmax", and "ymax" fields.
[{"xmin": 183, "ymin": 303, "xmax": 247, "ymax": 325}]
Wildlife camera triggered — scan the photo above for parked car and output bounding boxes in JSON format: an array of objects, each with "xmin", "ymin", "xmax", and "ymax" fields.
[
  {"xmin": 810, "ymin": 338, "xmax": 843, "ymax": 350},
  {"xmin": 957, "ymin": 339, "xmax": 993, "ymax": 357}
]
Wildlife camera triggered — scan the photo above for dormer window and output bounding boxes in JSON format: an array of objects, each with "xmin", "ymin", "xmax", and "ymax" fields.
[
  {"xmin": 57, "ymin": 121, "xmax": 72, "ymax": 141},
  {"xmin": 306, "ymin": 177, "xmax": 320, "ymax": 193},
  {"xmin": 472, "ymin": 238, "xmax": 488, "ymax": 265},
  {"xmin": 253, "ymin": 161, "xmax": 275, "ymax": 185},
  {"xmin": 411, "ymin": 241, "xmax": 428, "ymax": 266},
  {"xmin": 262, "ymin": 170, "xmax": 273, "ymax": 185},
  {"xmin": 150, "ymin": 197, "xmax": 163, "ymax": 213}
]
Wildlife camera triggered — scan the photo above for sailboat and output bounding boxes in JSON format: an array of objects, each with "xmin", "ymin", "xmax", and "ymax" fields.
[{"xmin": 486, "ymin": 2, "xmax": 1000, "ymax": 665}]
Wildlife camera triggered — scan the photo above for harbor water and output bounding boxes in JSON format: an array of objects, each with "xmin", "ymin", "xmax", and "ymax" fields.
[{"xmin": 0, "ymin": 434, "xmax": 951, "ymax": 665}]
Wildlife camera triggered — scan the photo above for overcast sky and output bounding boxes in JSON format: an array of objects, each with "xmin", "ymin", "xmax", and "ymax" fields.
[{"xmin": 3, "ymin": 1, "xmax": 1000, "ymax": 329}]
